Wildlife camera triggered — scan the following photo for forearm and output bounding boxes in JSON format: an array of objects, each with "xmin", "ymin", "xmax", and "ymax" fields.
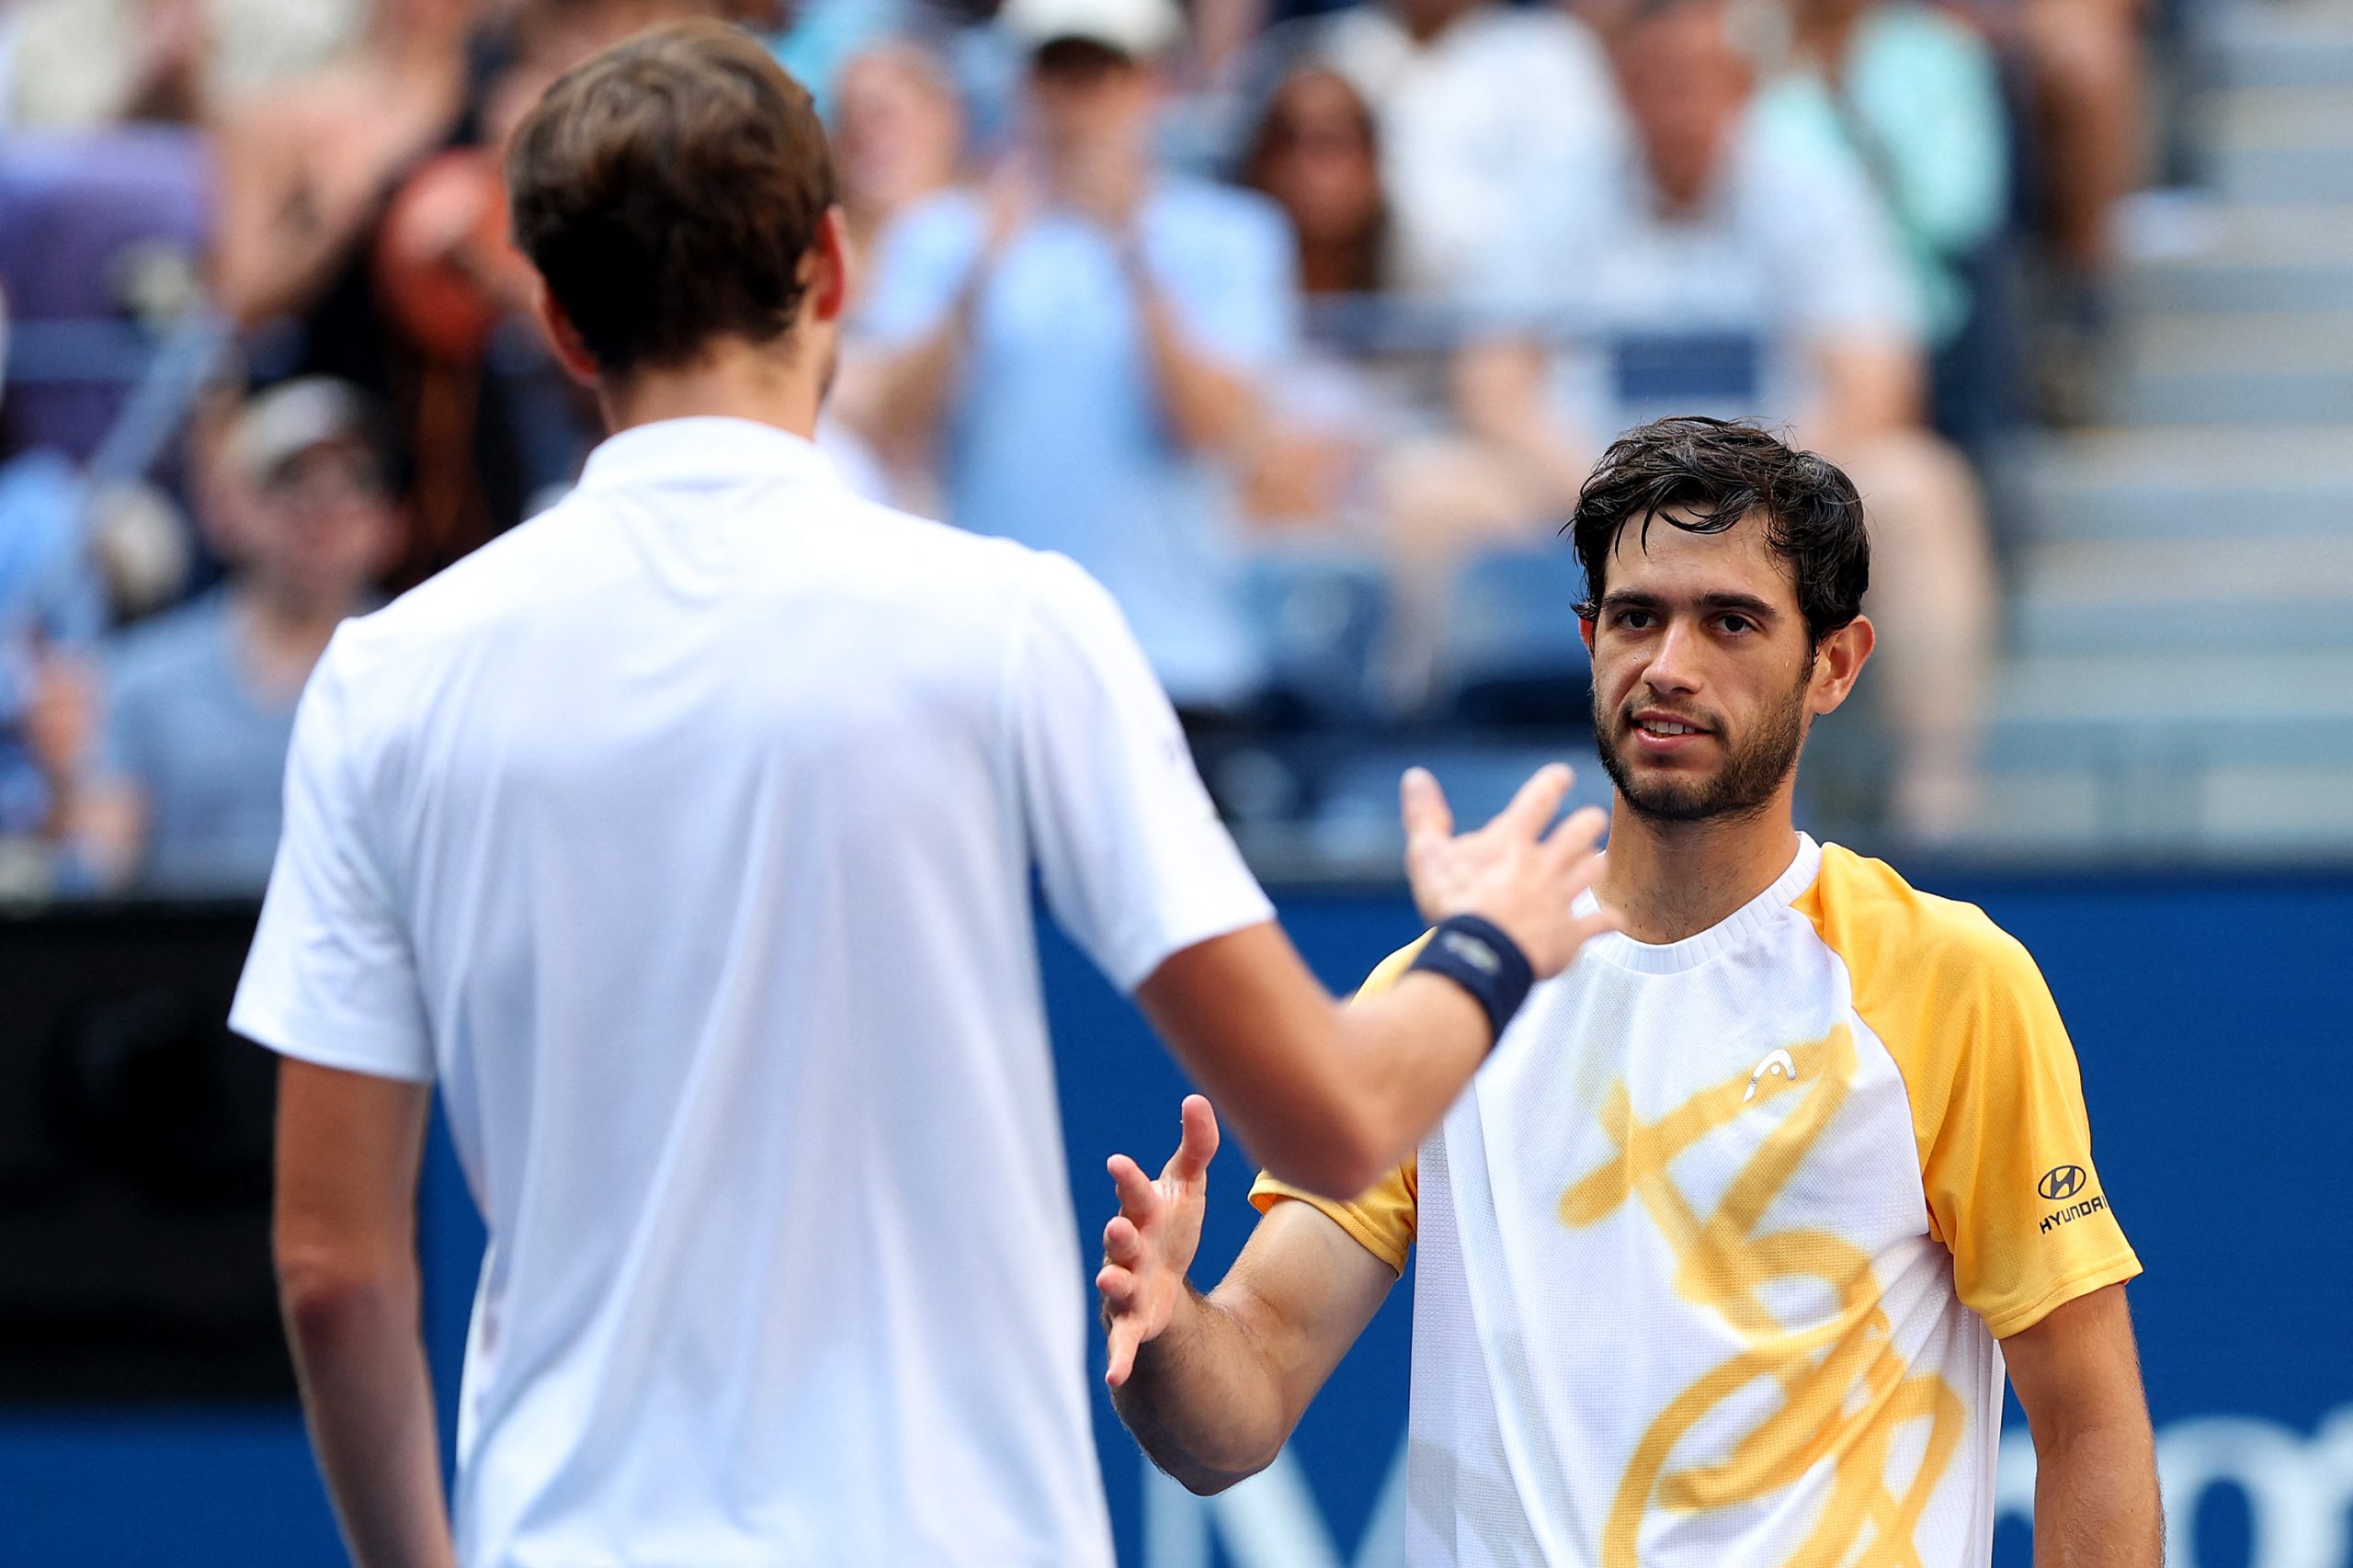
[
  {"xmin": 1798, "ymin": 337, "xmax": 1927, "ymax": 451},
  {"xmin": 280, "ymin": 1264, "xmax": 455, "ymax": 1568},
  {"xmin": 853, "ymin": 312, "xmax": 966, "ymax": 450},
  {"xmin": 1131, "ymin": 270, "xmax": 1256, "ymax": 454},
  {"xmin": 2031, "ymin": 1417, "xmax": 2162, "ymax": 1565},
  {"xmin": 1144, "ymin": 929, "xmax": 1494, "ymax": 1200},
  {"xmin": 1113, "ymin": 1283, "xmax": 1298, "ymax": 1494},
  {"xmin": 1193, "ymin": 969, "xmax": 1483, "ymax": 1199}
]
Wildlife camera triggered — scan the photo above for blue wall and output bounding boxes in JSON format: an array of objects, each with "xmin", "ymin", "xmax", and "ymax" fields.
[{"xmin": 3, "ymin": 871, "xmax": 2347, "ymax": 1565}]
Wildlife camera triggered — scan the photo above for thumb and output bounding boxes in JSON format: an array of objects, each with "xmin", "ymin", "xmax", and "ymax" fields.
[
  {"xmin": 1168, "ymin": 1094, "xmax": 1221, "ymax": 1183},
  {"xmin": 1399, "ymin": 767, "xmax": 1455, "ymax": 856}
]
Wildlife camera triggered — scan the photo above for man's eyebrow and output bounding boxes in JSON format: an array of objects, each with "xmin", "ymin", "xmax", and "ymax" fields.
[
  {"xmin": 1697, "ymin": 593, "xmax": 1780, "ymax": 618},
  {"xmin": 1597, "ymin": 590, "xmax": 1782, "ymax": 618}
]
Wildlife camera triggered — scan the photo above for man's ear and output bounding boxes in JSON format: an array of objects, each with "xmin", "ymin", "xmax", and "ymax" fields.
[
  {"xmin": 1579, "ymin": 616, "xmax": 1597, "ymax": 654},
  {"xmin": 804, "ymin": 205, "xmax": 851, "ymax": 324},
  {"xmin": 1807, "ymin": 614, "xmax": 1876, "ymax": 717},
  {"xmin": 533, "ymin": 279, "xmax": 601, "ymax": 388}
]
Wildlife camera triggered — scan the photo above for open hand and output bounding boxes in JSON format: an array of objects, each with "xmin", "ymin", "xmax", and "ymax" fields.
[
  {"xmin": 1097, "ymin": 1095, "xmax": 1219, "ymax": 1389},
  {"xmin": 1400, "ymin": 764, "xmax": 1617, "ymax": 979}
]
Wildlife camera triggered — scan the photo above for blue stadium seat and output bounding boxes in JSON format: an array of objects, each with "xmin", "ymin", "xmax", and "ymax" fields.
[
  {"xmin": 1243, "ymin": 548, "xmax": 1392, "ymax": 729},
  {"xmin": 1431, "ymin": 543, "xmax": 1592, "ymax": 728}
]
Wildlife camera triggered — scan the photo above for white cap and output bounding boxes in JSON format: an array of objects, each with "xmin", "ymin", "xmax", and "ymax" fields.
[
  {"xmin": 998, "ymin": 0, "xmax": 1184, "ymax": 61},
  {"xmin": 229, "ymin": 377, "xmax": 383, "ymax": 485}
]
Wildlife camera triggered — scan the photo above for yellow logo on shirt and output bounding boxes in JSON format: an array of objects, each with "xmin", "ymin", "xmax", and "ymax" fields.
[{"xmin": 1560, "ymin": 1025, "xmax": 1962, "ymax": 1565}]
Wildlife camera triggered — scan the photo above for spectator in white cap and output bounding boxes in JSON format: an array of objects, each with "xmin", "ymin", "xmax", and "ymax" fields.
[
  {"xmin": 846, "ymin": 0, "xmax": 1300, "ymax": 722},
  {"xmin": 53, "ymin": 377, "xmax": 402, "ymax": 892}
]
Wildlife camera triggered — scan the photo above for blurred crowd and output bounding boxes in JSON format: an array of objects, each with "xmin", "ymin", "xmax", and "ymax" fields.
[{"xmin": 0, "ymin": 0, "xmax": 2160, "ymax": 895}]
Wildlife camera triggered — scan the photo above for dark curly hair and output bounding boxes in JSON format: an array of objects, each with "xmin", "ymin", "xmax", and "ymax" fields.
[{"xmin": 1568, "ymin": 417, "xmax": 1870, "ymax": 646}]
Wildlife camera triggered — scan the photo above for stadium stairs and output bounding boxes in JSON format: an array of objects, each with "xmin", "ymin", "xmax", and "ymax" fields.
[{"xmin": 1990, "ymin": 0, "xmax": 2353, "ymax": 860}]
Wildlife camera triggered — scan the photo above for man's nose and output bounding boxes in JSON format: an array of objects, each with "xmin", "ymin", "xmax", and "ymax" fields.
[{"xmin": 1643, "ymin": 619, "xmax": 1704, "ymax": 694}]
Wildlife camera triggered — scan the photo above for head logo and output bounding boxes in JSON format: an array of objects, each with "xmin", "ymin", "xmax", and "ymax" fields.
[{"xmin": 2039, "ymin": 1165, "xmax": 2087, "ymax": 1202}]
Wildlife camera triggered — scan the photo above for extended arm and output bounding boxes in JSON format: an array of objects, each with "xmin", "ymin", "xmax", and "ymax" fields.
[
  {"xmin": 273, "ymin": 1058, "xmax": 455, "ymax": 1568},
  {"xmin": 2003, "ymin": 1284, "xmax": 2162, "ymax": 1566},
  {"xmin": 1097, "ymin": 1099, "xmax": 1397, "ymax": 1493},
  {"xmin": 1135, "ymin": 766, "xmax": 1612, "ymax": 1198}
]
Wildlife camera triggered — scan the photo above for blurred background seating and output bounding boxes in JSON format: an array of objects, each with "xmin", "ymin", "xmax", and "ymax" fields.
[{"xmin": 0, "ymin": 0, "xmax": 2342, "ymax": 885}]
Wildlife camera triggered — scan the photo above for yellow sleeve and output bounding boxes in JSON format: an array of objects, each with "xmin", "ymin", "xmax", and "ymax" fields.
[
  {"xmin": 1246, "ymin": 936, "xmax": 1428, "ymax": 1278},
  {"xmin": 1801, "ymin": 849, "xmax": 2143, "ymax": 1338}
]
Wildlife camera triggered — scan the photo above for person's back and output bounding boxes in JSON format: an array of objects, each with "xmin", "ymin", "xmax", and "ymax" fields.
[
  {"xmin": 241, "ymin": 26, "xmax": 1620, "ymax": 1568},
  {"xmin": 276, "ymin": 421, "xmax": 1201, "ymax": 1560}
]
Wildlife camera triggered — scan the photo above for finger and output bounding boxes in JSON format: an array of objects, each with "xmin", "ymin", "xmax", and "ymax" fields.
[
  {"xmin": 1097, "ymin": 1262, "xmax": 1137, "ymax": 1308},
  {"xmin": 1541, "ymin": 803, "xmax": 1609, "ymax": 865},
  {"xmin": 1165, "ymin": 1094, "xmax": 1222, "ymax": 1183},
  {"xmin": 1108, "ymin": 1153, "xmax": 1162, "ymax": 1224},
  {"xmin": 1103, "ymin": 1214, "xmax": 1145, "ymax": 1267},
  {"xmin": 1490, "ymin": 763, "xmax": 1573, "ymax": 840},
  {"xmin": 1105, "ymin": 1319, "xmax": 1139, "ymax": 1388},
  {"xmin": 1398, "ymin": 767, "xmax": 1454, "ymax": 859}
]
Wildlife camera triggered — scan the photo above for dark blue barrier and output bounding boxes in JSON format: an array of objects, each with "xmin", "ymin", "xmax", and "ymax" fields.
[{"xmin": 2, "ymin": 871, "xmax": 2347, "ymax": 1565}]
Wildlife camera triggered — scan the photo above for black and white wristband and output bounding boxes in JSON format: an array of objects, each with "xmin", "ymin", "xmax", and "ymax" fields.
[{"xmin": 1408, "ymin": 915, "xmax": 1535, "ymax": 1047}]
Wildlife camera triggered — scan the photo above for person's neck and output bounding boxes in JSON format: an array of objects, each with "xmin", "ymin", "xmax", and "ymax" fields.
[
  {"xmin": 232, "ymin": 582, "xmax": 348, "ymax": 698},
  {"xmin": 1597, "ymin": 789, "xmax": 1803, "ymax": 945},
  {"xmin": 598, "ymin": 340, "xmax": 825, "ymax": 442}
]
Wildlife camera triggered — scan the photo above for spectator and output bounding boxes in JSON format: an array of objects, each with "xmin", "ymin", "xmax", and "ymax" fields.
[
  {"xmin": 1231, "ymin": 62, "xmax": 1421, "ymax": 545},
  {"xmin": 1756, "ymin": 0, "xmax": 2016, "ymax": 447},
  {"xmin": 58, "ymin": 378, "xmax": 400, "ymax": 892},
  {"xmin": 833, "ymin": 38, "xmax": 968, "ymax": 268},
  {"xmin": 850, "ymin": 0, "xmax": 1297, "ymax": 717},
  {"xmin": 0, "ymin": 449, "xmax": 105, "ymax": 896},
  {"xmin": 1240, "ymin": 62, "xmax": 1388, "ymax": 298},
  {"xmin": 1956, "ymin": 0, "xmax": 2143, "ymax": 416},
  {"xmin": 1447, "ymin": 0, "xmax": 1995, "ymax": 840},
  {"xmin": 207, "ymin": 0, "xmax": 479, "ymax": 334},
  {"xmin": 1305, "ymin": 0, "xmax": 1623, "ymax": 291}
]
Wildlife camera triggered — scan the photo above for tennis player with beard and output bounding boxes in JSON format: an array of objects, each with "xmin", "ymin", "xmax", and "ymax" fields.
[
  {"xmin": 1097, "ymin": 417, "xmax": 2161, "ymax": 1566},
  {"xmin": 240, "ymin": 23, "xmax": 1619, "ymax": 1568}
]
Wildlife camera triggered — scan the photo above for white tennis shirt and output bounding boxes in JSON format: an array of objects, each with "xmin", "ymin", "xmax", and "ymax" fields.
[{"xmin": 231, "ymin": 417, "xmax": 1274, "ymax": 1566}]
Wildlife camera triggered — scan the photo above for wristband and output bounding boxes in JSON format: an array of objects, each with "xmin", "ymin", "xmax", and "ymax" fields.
[{"xmin": 1408, "ymin": 915, "xmax": 1535, "ymax": 1046}]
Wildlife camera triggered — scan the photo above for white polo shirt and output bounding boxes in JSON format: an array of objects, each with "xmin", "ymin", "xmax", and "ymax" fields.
[{"xmin": 231, "ymin": 417, "xmax": 1274, "ymax": 1567}]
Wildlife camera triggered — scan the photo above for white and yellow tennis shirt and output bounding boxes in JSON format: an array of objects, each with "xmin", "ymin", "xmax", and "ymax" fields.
[{"xmin": 1254, "ymin": 835, "xmax": 2140, "ymax": 1567}]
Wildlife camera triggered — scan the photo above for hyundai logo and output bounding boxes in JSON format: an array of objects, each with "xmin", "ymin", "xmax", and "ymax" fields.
[{"xmin": 2039, "ymin": 1165, "xmax": 2088, "ymax": 1202}]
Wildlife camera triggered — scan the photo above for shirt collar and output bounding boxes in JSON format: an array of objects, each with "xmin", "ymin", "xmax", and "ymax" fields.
[
  {"xmin": 574, "ymin": 417, "xmax": 840, "ymax": 494},
  {"xmin": 1573, "ymin": 833, "xmax": 1824, "ymax": 975}
]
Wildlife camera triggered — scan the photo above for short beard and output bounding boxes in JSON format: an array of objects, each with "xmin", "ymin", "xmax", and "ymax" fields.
[{"xmin": 1595, "ymin": 660, "xmax": 1812, "ymax": 826}]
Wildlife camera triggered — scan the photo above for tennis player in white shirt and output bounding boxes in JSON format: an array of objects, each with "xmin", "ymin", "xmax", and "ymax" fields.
[{"xmin": 237, "ymin": 21, "xmax": 1614, "ymax": 1568}]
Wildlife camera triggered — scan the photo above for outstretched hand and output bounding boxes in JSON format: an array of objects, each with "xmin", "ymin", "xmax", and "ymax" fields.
[
  {"xmin": 1400, "ymin": 763, "xmax": 1618, "ymax": 978},
  {"xmin": 1097, "ymin": 1095, "xmax": 1220, "ymax": 1390}
]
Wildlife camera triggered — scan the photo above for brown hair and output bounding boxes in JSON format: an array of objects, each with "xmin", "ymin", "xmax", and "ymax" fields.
[
  {"xmin": 1569, "ymin": 416, "xmax": 1870, "ymax": 646},
  {"xmin": 1240, "ymin": 66, "xmax": 1387, "ymax": 297},
  {"xmin": 506, "ymin": 19, "xmax": 838, "ymax": 376}
]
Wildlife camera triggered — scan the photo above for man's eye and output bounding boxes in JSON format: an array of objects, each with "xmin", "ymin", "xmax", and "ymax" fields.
[
  {"xmin": 1719, "ymin": 615, "xmax": 1752, "ymax": 634},
  {"xmin": 1618, "ymin": 609, "xmax": 1654, "ymax": 630}
]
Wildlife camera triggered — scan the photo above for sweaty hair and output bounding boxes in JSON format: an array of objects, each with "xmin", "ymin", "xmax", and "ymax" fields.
[
  {"xmin": 507, "ymin": 19, "xmax": 838, "ymax": 377},
  {"xmin": 1568, "ymin": 416, "xmax": 1870, "ymax": 644}
]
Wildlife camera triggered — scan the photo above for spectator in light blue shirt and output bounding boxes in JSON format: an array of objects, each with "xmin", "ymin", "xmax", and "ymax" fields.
[
  {"xmin": 59, "ymin": 378, "xmax": 399, "ymax": 893},
  {"xmin": 848, "ymin": 0, "xmax": 1299, "ymax": 715}
]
